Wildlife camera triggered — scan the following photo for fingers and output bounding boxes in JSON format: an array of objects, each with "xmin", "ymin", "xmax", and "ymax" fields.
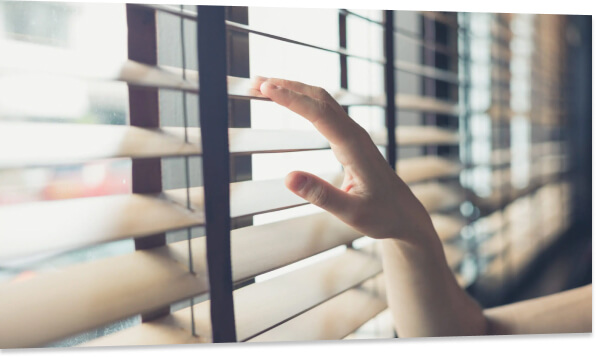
[
  {"xmin": 260, "ymin": 81, "xmax": 364, "ymax": 148},
  {"xmin": 252, "ymin": 77, "xmax": 332, "ymax": 101},
  {"xmin": 258, "ymin": 78, "xmax": 387, "ymax": 179},
  {"xmin": 260, "ymin": 81, "xmax": 325, "ymax": 120},
  {"xmin": 266, "ymin": 78, "xmax": 333, "ymax": 101},
  {"xmin": 285, "ymin": 171, "xmax": 354, "ymax": 218}
]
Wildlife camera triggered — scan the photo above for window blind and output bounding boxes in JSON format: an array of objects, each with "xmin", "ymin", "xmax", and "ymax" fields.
[
  {"xmin": 459, "ymin": 13, "xmax": 572, "ymax": 304},
  {"xmin": 0, "ymin": 3, "xmax": 575, "ymax": 348}
]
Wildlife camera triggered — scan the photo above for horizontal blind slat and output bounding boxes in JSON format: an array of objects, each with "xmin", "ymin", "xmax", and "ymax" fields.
[
  {"xmin": 0, "ymin": 193, "xmax": 204, "ymax": 263},
  {"xmin": 226, "ymin": 21, "xmax": 384, "ymax": 65},
  {"xmin": 2, "ymin": 43, "xmax": 461, "ymax": 114},
  {"xmin": 249, "ymin": 261, "xmax": 472, "ymax": 342},
  {"xmin": 131, "ymin": 5, "xmax": 386, "ymax": 64},
  {"xmin": 223, "ymin": 172, "xmax": 341, "ymax": 218},
  {"xmin": 248, "ymin": 282, "xmax": 387, "ymax": 342},
  {"xmin": 0, "ymin": 40, "xmax": 379, "ymax": 107},
  {"xmin": 0, "ymin": 174, "xmax": 342, "ymax": 262},
  {"xmin": 225, "ymin": 212, "xmax": 363, "ymax": 282},
  {"xmin": 84, "ymin": 249, "xmax": 382, "ymax": 345},
  {"xmin": 373, "ymin": 126, "xmax": 459, "ymax": 146},
  {"xmin": 396, "ymin": 126, "xmax": 459, "ymax": 145},
  {"xmin": 0, "ymin": 124, "xmax": 332, "ymax": 167},
  {"xmin": 0, "ymin": 122, "xmax": 200, "ymax": 167},
  {"xmin": 59, "ymin": 210, "xmax": 463, "ymax": 348},
  {"xmin": 411, "ymin": 182, "xmax": 464, "ymax": 212},
  {"xmin": 395, "ymin": 60, "xmax": 459, "ymax": 83},
  {"xmin": 396, "ymin": 94, "xmax": 460, "ymax": 115},
  {"xmin": 233, "ymin": 249, "xmax": 383, "ymax": 341},
  {"xmin": 398, "ymin": 156, "xmax": 462, "ymax": 183},
  {"xmin": 0, "ymin": 123, "xmax": 459, "ymax": 168},
  {"xmin": 170, "ymin": 212, "xmax": 366, "ymax": 285},
  {"xmin": 0, "ymin": 40, "xmax": 196, "ymax": 91},
  {"xmin": 1, "ymin": 211, "xmax": 362, "ymax": 348},
  {"xmin": 0, "ymin": 248, "xmax": 208, "ymax": 348},
  {"xmin": 1, "ymin": 40, "xmax": 461, "ymax": 113}
]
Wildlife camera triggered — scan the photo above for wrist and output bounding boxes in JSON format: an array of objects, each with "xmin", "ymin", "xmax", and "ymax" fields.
[{"xmin": 383, "ymin": 229, "xmax": 446, "ymax": 265}]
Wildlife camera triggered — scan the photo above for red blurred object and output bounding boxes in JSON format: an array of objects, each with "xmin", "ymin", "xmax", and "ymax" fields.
[
  {"xmin": 0, "ymin": 160, "xmax": 131, "ymax": 204},
  {"xmin": 42, "ymin": 160, "xmax": 131, "ymax": 201},
  {"xmin": 12, "ymin": 270, "xmax": 36, "ymax": 283}
]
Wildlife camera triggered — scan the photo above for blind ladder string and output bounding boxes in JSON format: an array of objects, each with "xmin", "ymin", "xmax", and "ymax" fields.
[
  {"xmin": 366, "ymin": 10, "xmax": 380, "ymax": 338},
  {"xmin": 369, "ymin": 15, "xmax": 380, "ymax": 338},
  {"xmin": 180, "ymin": 4, "xmax": 197, "ymax": 337}
]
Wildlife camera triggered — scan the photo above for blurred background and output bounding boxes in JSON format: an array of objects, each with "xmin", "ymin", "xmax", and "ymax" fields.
[{"xmin": 0, "ymin": 1, "xmax": 591, "ymax": 345}]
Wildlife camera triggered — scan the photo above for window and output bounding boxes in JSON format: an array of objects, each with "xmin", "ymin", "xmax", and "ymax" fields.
[
  {"xmin": 0, "ymin": 3, "xmax": 581, "ymax": 348},
  {"xmin": 459, "ymin": 13, "xmax": 574, "ymax": 304}
]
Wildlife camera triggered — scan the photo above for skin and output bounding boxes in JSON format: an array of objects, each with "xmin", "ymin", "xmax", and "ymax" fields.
[{"xmin": 254, "ymin": 77, "xmax": 592, "ymax": 337}]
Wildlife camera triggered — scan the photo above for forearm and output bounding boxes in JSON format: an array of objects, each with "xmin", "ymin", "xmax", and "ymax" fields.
[
  {"xmin": 381, "ymin": 235, "xmax": 487, "ymax": 337},
  {"xmin": 484, "ymin": 284, "xmax": 592, "ymax": 335}
]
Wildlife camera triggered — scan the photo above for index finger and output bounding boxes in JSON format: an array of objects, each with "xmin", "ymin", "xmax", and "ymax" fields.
[
  {"xmin": 259, "ymin": 80, "xmax": 384, "ymax": 175},
  {"xmin": 268, "ymin": 78, "xmax": 335, "ymax": 102},
  {"xmin": 253, "ymin": 77, "xmax": 334, "ymax": 102},
  {"xmin": 260, "ymin": 81, "xmax": 364, "ymax": 148}
]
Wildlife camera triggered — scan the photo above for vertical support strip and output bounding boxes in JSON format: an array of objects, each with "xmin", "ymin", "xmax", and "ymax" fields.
[
  {"xmin": 339, "ymin": 10, "xmax": 349, "ymax": 91},
  {"xmin": 127, "ymin": 5, "xmax": 165, "ymax": 251},
  {"xmin": 226, "ymin": 6, "xmax": 254, "ymax": 231},
  {"xmin": 196, "ymin": 5, "xmax": 237, "ymax": 343},
  {"xmin": 383, "ymin": 10, "xmax": 396, "ymax": 170},
  {"xmin": 384, "ymin": 14, "xmax": 398, "ymax": 338},
  {"xmin": 338, "ymin": 11, "xmax": 354, "ymax": 244},
  {"xmin": 126, "ymin": 4, "xmax": 169, "ymax": 322}
]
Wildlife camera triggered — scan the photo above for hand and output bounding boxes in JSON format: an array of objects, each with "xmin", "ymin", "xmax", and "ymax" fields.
[{"xmin": 255, "ymin": 77, "xmax": 439, "ymax": 245}]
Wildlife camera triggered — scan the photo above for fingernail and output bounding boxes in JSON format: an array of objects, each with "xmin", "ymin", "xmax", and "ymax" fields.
[
  {"xmin": 252, "ymin": 76, "xmax": 268, "ymax": 89},
  {"xmin": 261, "ymin": 81, "xmax": 279, "ymax": 91}
]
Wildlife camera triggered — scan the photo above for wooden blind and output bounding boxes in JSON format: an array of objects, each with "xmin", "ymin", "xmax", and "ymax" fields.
[{"xmin": 0, "ymin": 4, "xmax": 575, "ymax": 348}]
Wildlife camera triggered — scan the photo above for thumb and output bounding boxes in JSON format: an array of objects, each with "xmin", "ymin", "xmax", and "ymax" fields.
[{"xmin": 285, "ymin": 171, "xmax": 353, "ymax": 217}]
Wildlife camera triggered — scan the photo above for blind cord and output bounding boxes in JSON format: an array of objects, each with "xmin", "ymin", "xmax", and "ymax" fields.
[{"xmin": 180, "ymin": 4, "xmax": 197, "ymax": 337}]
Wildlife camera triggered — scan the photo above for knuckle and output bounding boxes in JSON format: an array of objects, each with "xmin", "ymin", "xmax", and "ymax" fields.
[
  {"xmin": 313, "ymin": 86, "xmax": 330, "ymax": 98},
  {"xmin": 317, "ymin": 99, "xmax": 330, "ymax": 113},
  {"xmin": 309, "ymin": 100, "xmax": 329, "ymax": 124}
]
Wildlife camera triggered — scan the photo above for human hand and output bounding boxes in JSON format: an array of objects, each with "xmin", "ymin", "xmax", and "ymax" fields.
[{"xmin": 255, "ymin": 77, "xmax": 439, "ymax": 245}]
